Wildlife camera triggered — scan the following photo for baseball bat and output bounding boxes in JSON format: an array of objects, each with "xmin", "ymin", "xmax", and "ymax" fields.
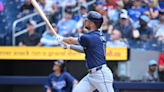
[{"xmin": 31, "ymin": 0, "xmax": 57, "ymax": 36}]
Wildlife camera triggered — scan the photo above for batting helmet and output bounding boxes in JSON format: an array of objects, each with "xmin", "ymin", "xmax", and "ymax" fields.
[
  {"xmin": 83, "ymin": 11, "xmax": 103, "ymax": 28},
  {"xmin": 54, "ymin": 60, "xmax": 65, "ymax": 72}
]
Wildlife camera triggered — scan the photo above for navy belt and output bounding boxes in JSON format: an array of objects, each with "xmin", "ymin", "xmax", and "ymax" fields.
[{"xmin": 88, "ymin": 66, "xmax": 102, "ymax": 73}]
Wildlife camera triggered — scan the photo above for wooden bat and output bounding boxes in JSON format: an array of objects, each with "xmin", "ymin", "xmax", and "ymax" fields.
[{"xmin": 31, "ymin": 0, "xmax": 57, "ymax": 36}]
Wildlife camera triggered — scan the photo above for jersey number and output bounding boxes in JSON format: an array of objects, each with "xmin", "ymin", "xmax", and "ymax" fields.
[{"xmin": 100, "ymin": 36, "xmax": 106, "ymax": 57}]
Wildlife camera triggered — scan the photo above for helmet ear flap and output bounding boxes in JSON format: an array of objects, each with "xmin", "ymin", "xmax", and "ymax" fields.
[{"xmin": 60, "ymin": 61, "xmax": 66, "ymax": 73}]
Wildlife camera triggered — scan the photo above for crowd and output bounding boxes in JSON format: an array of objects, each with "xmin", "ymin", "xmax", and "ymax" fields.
[
  {"xmin": 1, "ymin": 0, "xmax": 164, "ymax": 91},
  {"xmin": 13, "ymin": 0, "xmax": 164, "ymax": 49},
  {"xmin": 15, "ymin": 0, "xmax": 164, "ymax": 84}
]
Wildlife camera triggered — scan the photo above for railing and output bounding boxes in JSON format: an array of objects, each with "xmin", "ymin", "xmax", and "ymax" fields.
[
  {"xmin": 71, "ymin": 0, "xmax": 96, "ymax": 12},
  {"xmin": 12, "ymin": 0, "xmax": 97, "ymax": 46},
  {"xmin": 12, "ymin": 12, "xmax": 46, "ymax": 46}
]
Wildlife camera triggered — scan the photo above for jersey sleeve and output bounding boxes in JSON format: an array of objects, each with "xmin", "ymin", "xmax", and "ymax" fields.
[
  {"xmin": 45, "ymin": 75, "xmax": 52, "ymax": 89},
  {"xmin": 65, "ymin": 72, "xmax": 76, "ymax": 84},
  {"xmin": 158, "ymin": 53, "xmax": 164, "ymax": 66},
  {"xmin": 78, "ymin": 34, "xmax": 91, "ymax": 47}
]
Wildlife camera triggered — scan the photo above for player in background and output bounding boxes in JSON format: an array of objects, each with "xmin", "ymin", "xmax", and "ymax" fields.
[
  {"xmin": 45, "ymin": 60, "xmax": 78, "ymax": 92},
  {"xmin": 56, "ymin": 11, "xmax": 114, "ymax": 92}
]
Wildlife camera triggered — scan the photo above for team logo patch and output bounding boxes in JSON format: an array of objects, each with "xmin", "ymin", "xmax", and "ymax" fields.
[
  {"xmin": 51, "ymin": 80, "xmax": 66, "ymax": 90},
  {"xmin": 52, "ymin": 81, "xmax": 57, "ymax": 86}
]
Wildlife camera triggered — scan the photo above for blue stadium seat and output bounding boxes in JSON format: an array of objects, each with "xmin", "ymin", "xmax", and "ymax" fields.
[
  {"xmin": 36, "ymin": 26, "xmax": 45, "ymax": 35},
  {"xmin": 32, "ymin": 15, "xmax": 43, "ymax": 23},
  {"xmin": 127, "ymin": 40, "xmax": 144, "ymax": 49},
  {"xmin": 144, "ymin": 40, "xmax": 161, "ymax": 51},
  {"xmin": 0, "ymin": 18, "xmax": 7, "ymax": 23},
  {"xmin": 0, "ymin": 12, "xmax": 5, "ymax": 16},
  {"xmin": 0, "ymin": 31, "xmax": 7, "ymax": 46},
  {"xmin": 104, "ymin": 33, "xmax": 111, "ymax": 41},
  {"xmin": 161, "ymin": 45, "xmax": 164, "ymax": 52}
]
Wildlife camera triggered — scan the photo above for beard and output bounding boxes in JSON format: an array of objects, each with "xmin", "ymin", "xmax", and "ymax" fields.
[
  {"xmin": 150, "ymin": 69, "xmax": 156, "ymax": 72},
  {"xmin": 85, "ymin": 26, "xmax": 91, "ymax": 30}
]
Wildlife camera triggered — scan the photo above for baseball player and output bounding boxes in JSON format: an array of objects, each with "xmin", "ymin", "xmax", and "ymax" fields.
[
  {"xmin": 56, "ymin": 11, "xmax": 114, "ymax": 92},
  {"xmin": 45, "ymin": 60, "xmax": 78, "ymax": 92}
]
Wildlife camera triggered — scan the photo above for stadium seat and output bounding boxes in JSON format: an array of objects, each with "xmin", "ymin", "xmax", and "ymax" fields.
[
  {"xmin": 0, "ymin": 31, "xmax": 7, "ymax": 46},
  {"xmin": 36, "ymin": 26, "xmax": 45, "ymax": 35},
  {"xmin": 0, "ymin": 12, "xmax": 5, "ymax": 16},
  {"xmin": 0, "ymin": 18, "xmax": 6, "ymax": 23},
  {"xmin": 127, "ymin": 40, "xmax": 144, "ymax": 49},
  {"xmin": 104, "ymin": 33, "xmax": 111, "ymax": 41},
  {"xmin": 144, "ymin": 40, "xmax": 161, "ymax": 51}
]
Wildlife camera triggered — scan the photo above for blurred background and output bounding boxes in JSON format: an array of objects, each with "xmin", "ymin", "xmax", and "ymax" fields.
[{"xmin": 0, "ymin": 0, "xmax": 164, "ymax": 92}]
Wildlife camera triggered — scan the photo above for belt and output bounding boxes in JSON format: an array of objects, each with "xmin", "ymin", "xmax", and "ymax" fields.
[{"xmin": 88, "ymin": 64, "xmax": 106, "ymax": 73}]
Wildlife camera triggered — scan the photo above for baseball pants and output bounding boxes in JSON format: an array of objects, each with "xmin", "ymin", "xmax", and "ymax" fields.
[{"xmin": 73, "ymin": 64, "xmax": 114, "ymax": 92}]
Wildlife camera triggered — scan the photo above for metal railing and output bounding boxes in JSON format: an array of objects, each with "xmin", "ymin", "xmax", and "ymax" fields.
[
  {"xmin": 71, "ymin": 0, "xmax": 96, "ymax": 12},
  {"xmin": 12, "ymin": 0, "xmax": 96, "ymax": 46},
  {"xmin": 12, "ymin": 12, "xmax": 46, "ymax": 46}
]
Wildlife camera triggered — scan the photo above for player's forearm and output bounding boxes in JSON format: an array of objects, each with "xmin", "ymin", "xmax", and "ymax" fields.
[
  {"xmin": 63, "ymin": 37, "xmax": 79, "ymax": 44},
  {"xmin": 70, "ymin": 45, "xmax": 84, "ymax": 53}
]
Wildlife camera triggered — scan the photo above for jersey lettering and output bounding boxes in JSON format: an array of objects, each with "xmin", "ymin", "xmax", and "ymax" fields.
[
  {"xmin": 52, "ymin": 80, "xmax": 66, "ymax": 90},
  {"xmin": 100, "ymin": 35, "xmax": 106, "ymax": 57}
]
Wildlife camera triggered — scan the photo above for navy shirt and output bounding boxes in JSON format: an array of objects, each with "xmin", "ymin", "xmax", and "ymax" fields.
[
  {"xmin": 114, "ymin": 23, "xmax": 133, "ymax": 39},
  {"xmin": 45, "ymin": 72, "xmax": 76, "ymax": 92},
  {"xmin": 137, "ymin": 26, "xmax": 154, "ymax": 39},
  {"xmin": 78, "ymin": 31, "xmax": 106, "ymax": 69}
]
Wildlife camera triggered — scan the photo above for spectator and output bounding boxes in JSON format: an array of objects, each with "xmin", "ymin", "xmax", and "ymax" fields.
[
  {"xmin": 0, "ymin": 0, "xmax": 4, "ymax": 12},
  {"xmin": 95, "ymin": 1, "xmax": 108, "ymax": 16},
  {"xmin": 153, "ymin": 11, "xmax": 164, "ymax": 40},
  {"xmin": 45, "ymin": 60, "xmax": 78, "ymax": 92},
  {"xmin": 17, "ymin": 0, "xmax": 34, "ymax": 18},
  {"xmin": 37, "ymin": 0, "xmax": 58, "ymax": 14},
  {"xmin": 142, "ymin": 60, "xmax": 158, "ymax": 82},
  {"xmin": 122, "ymin": 0, "xmax": 133, "ymax": 10},
  {"xmin": 113, "ymin": 13, "xmax": 133, "ymax": 40},
  {"xmin": 135, "ymin": 15, "xmax": 154, "ymax": 42},
  {"xmin": 73, "ymin": 4, "xmax": 88, "ymax": 30},
  {"xmin": 106, "ymin": 0, "xmax": 119, "ymax": 10},
  {"xmin": 57, "ymin": 9, "xmax": 76, "ymax": 36},
  {"xmin": 19, "ymin": 20, "xmax": 41, "ymax": 46},
  {"xmin": 55, "ymin": 0, "xmax": 76, "ymax": 7},
  {"xmin": 99, "ymin": 15, "xmax": 113, "ymax": 34},
  {"xmin": 128, "ymin": 0, "xmax": 145, "ymax": 23},
  {"xmin": 108, "ymin": 1, "xmax": 124, "ymax": 25},
  {"xmin": 158, "ymin": 53, "xmax": 164, "ymax": 81},
  {"xmin": 40, "ymin": 23, "xmax": 59, "ymax": 47},
  {"xmin": 158, "ymin": 0, "xmax": 164, "ymax": 12},
  {"xmin": 106, "ymin": 29, "xmax": 127, "ymax": 47},
  {"xmin": 145, "ymin": 0, "xmax": 159, "ymax": 19},
  {"xmin": 133, "ymin": 11, "xmax": 158, "ymax": 28}
]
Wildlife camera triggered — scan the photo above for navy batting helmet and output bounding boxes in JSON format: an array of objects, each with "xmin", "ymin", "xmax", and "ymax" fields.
[
  {"xmin": 54, "ymin": 60, "xmax": 65, "ymax": 72},
  {"xmin": 83, "ymin": 11, "xmax": 103, "ymax": 28}
]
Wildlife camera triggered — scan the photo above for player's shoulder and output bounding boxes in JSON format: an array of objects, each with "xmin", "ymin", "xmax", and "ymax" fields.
[
  {"xmin": 62, "ymin": 72, "xmax": 72, "ymax": 76},
  {"xmin": 80, "ymin": 33, "xmax": 90, "ymax": 39},
  {"xmin": 48, "ymin": 72, "xmax": 55, "ymax": 78}
]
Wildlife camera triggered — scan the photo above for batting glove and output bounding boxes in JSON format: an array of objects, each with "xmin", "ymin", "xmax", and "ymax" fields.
[
  {"xmin": 60, "ymin": 42, "xmax": 70, "ymax": 49},
  {"xmin": 56, "ymin": 35, "xmax": 64, "ymax": 43}
]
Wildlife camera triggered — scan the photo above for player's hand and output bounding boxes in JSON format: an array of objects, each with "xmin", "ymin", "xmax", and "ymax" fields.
[
  {"xmin": 56, "ymin": 35, "xmax": 64, "ymax": 43},
  {"xmin": 60, "ymin": 42, "xmax": 70, "ymax": 49}
]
